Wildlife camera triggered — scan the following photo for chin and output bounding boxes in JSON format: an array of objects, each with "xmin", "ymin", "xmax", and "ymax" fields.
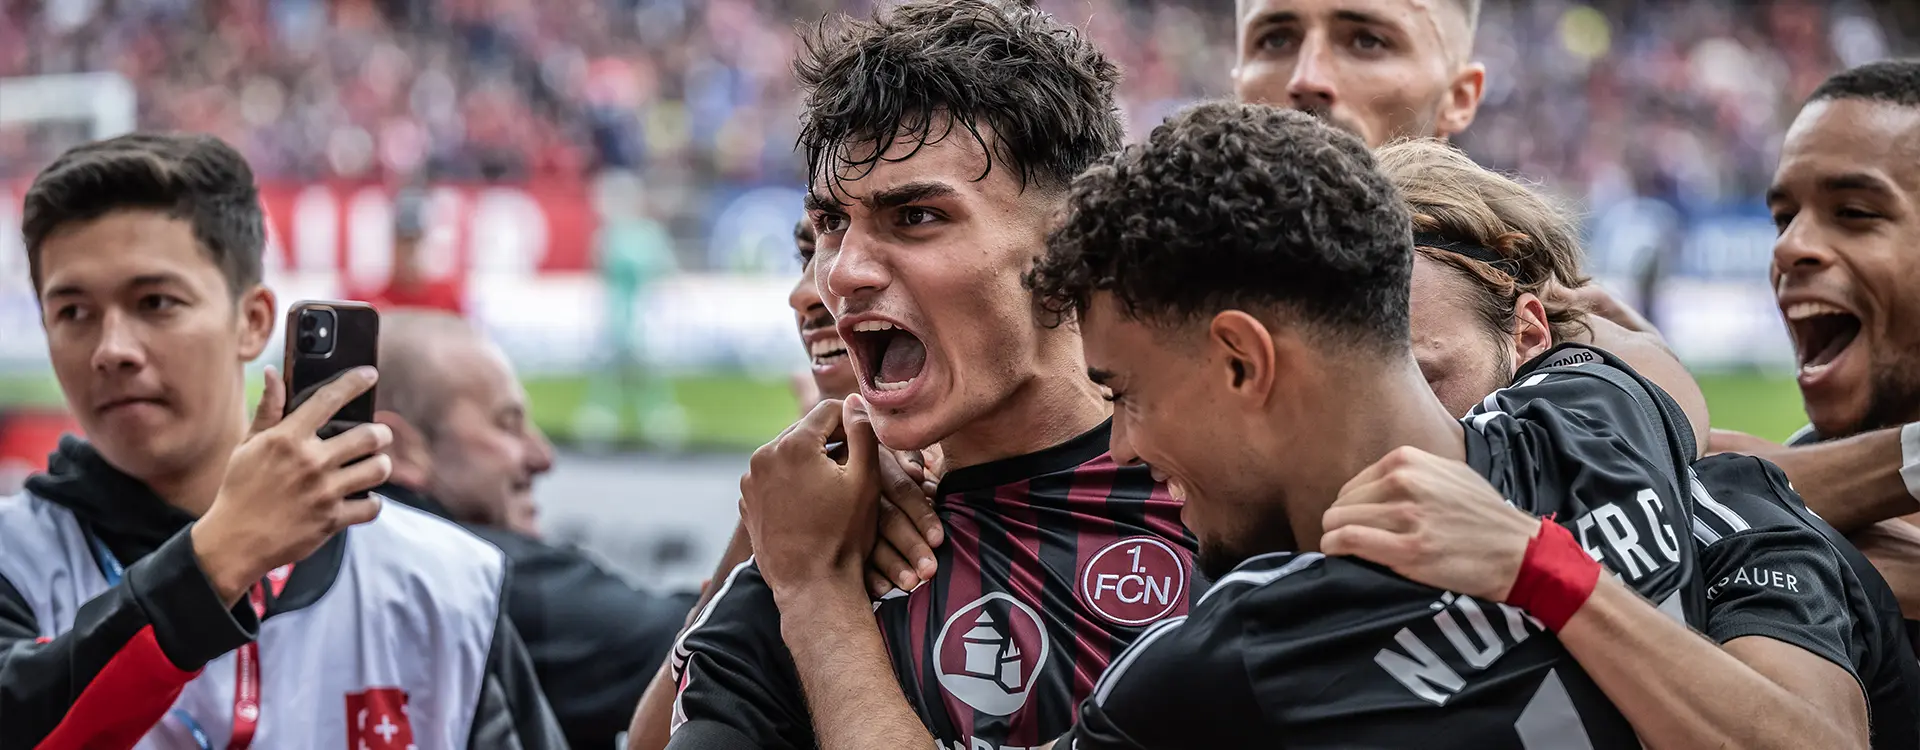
[
  {"xmin": 90, "ymin": 432, "xmax": 196, "ymax": 484},
  {"xmin": 869, "ymin": 407, "xmax": 949, "ymax": 453}
]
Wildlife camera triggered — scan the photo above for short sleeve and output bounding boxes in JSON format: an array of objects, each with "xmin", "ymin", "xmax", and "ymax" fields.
[
  {"xmin": 665, "ymin": 562, "xmax": 815, "ymax": 750},
  {"xmin": 1691, "ymin": 456, "xmax": 1864, "ymax": 691}
]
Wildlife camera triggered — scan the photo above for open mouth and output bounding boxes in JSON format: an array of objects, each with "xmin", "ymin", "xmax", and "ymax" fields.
[
  {"xmin": 849, "ymin": 320, "xmax": 928, "ymax": 393},
  {"xmin": 1784, "ymin": 301, "xmax": 1861, "ymax": 374},
  {"xmin": 808, "ymin": 336, "xmax": 849, "ymax": 368}
]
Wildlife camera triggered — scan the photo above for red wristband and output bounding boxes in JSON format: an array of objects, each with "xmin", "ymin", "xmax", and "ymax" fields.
[{"xmin": 1503, "ymin": 516, "xmax": 1602, "ymax": 632}]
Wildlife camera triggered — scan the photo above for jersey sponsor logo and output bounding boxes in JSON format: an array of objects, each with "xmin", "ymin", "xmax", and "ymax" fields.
[
  {"xmin": 1076, "ymin": 536, "xmax": 1188, "ymax": 627},
  {"xmin": 346, "ymin": 688, "xmax": 416, "ymax": 750},
  {"xmin": 1707, "ymin": 566, "xmax": 1802, "ymax": 600},
  {"xmin": 1540, "ymin": 347, "xmax": 1597, "ymax": 369},
  {"xmin": 933, "ymin": 592, "xmax": 1051, "ymax": 717}
]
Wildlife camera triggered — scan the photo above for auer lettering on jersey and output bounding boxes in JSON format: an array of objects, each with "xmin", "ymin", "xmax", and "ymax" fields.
[
  {"xmin": 1076, "ymin": 537, "xmax": 1188, "ymax": 627},
  {"xmin": 1571, "ymin": 488, "xmax": 1684, "ymax": 583},
  {"xmin": 1375, "ymin": 592, "xmax": 1548, "ymax": 706},
  {"xmin": 1707, "ymin": 567, "xmax": 1802, "ymax": 601},
  {"xmin": 1376, "ymin": 489, "xmax": 1684, "ymax": 706}
]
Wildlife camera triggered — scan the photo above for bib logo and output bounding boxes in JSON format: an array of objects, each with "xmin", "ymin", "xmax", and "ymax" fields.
[
  {"xmin": 1077, "ymin": 537, "xmax": 1188, "ymax": 626},
  {"xmin": 934, "ymin": 592, "xmax": 1050, "ymax": 716},
  {"xmin": 346, "ymin": 687, "xmax": 416, "ymax": 750}
]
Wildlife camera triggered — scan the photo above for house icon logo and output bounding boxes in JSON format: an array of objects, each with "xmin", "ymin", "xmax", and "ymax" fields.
[{"xmin": 933, "ymin": 592, "xmax": 1050, "ymax": 716}]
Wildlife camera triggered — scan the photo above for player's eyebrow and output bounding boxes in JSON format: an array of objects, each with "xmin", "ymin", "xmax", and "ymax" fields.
[
  {"xmin": 803, "ymin": 190, "xmax": 842, "ymax": 214},
  {"xmin": 1768, "ymin": 172, "xmax": 1899, "ymax": 207}
]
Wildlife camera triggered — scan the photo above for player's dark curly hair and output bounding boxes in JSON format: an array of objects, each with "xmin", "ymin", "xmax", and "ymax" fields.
[
  {"xmin": 1809, "ymin": 59, "xmax": 1920, "ymax": 108},
  {"xmin": 1029, "ymin": 101, "xmax": 1414, "ymax": 353},
  {"xmin": 793, "ymin": 0, "xmax": 1123, "ymax": 201}
]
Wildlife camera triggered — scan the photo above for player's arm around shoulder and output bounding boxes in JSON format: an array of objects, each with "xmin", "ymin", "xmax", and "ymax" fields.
[{"xmin": 1325, "ymin": 447, "xmax": 1868, "ymax": 750}]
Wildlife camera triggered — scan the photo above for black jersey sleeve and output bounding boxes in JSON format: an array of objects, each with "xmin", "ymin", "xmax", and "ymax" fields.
[
  {"xmin": 664, "ymin": 561, "xmax": 816, "ymax": 750},
  {"xmin": 1060, "ymin": 610, "xmax": 1274, "ymax": 749},
  {"xmin": 1473, "ymin": 344, "xmax": 1691, "ymax": 480},
  {"xmin": 1690, "ymin": 456, "xmax": 1866, "ymax": 695}
]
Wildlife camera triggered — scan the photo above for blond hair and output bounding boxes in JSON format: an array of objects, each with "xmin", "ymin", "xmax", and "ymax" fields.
[{"xmin": 1376, "ymin": 138, "xmax": 1589, "ymax": 343}]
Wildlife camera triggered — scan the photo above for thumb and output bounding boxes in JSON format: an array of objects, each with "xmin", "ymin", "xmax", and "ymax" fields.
[
  {"xmin": 842, "ymin": 394, "xmax": 880, "ymax": 477},
  {"xmin": 251, "ymin": 366, "xmax": 288, "ymax": 435}
]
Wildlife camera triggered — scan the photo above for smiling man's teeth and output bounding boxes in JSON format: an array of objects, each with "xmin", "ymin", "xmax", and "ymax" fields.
[
  {"xmin": 809, "ymin": 338, "xmax": 848, "ymax": 358},
  {"xmin": 872, "ymin": 376, "xmax": 916, "ymax": 392},
  {"xmin": 1784, "ymin": 301, "xmax": 1850, "ymax": 321},
  {"xmin": 853, "ymin": 320, "xmax": 899, "ymax": 333}
]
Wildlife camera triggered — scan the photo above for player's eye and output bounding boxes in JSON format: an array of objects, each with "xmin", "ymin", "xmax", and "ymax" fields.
[
  {"xmin": 139, "ymin": 295, "xmax": 183, "ymax": 313},
  {"xmin": 51, "ymin": 304, "xmax": 86, "ymax": 323},
  {"xmin": 1836, "ymin": 206, "xmax": 1882, "ymax": 223},
  {"xmin": 797, "ymin": 247, "xmax": 815, "ymax": 268},
  {"xmin": 897, "ymin": 207, "xmax": 940, "ymax": 227},
  {"xmin": 815, "ymin": 213, "xmax": 849, "ymax": 235},
  {"xmin": 1351, "ymin": 31, "xmax": 1389, "ymax": 51},
  {"xmin": 1770, "ymin": 211, "xmax": 1796, "ymax": 234},
  {"xmin": 1254, "ymin": 29, "xmax": 1296, "ymax": 53},
  {"xmin": 1101, "ymin": 388, "xmax": 1125, "ymax": 405}
]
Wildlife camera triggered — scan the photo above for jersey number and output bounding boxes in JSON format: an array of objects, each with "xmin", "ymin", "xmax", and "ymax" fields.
[{"xmin": 1515, "ymin": 670, "xmax": 1595, "ymax": 750}]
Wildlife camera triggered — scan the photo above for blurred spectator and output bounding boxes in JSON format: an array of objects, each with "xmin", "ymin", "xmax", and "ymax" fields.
[
  {"xmin": 0, "ymin": 0, "xmax": 1915, "ymax": 274},
  {"xmin": 345, "ymin": 187, "xmax": 468, "ymax": 314}
]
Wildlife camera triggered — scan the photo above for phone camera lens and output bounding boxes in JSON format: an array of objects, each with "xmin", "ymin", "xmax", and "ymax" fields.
[
  {"xmin": 298, "ymin": 334, "xmax": 317, "ymax": 352},
  {"xmin": 299, "ymin": 313, "xmax": 318, "ymax": 331}
]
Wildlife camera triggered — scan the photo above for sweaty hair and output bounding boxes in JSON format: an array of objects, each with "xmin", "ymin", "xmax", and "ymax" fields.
[
  {"xmin": 1374, "ymin": 138, "xmax": 1590, "ymax": 344},
  {"xmin": 23, "ymin": 133, "xmax": 264, "ymax": 297},
  {"xmin": 1808, "ymin": 59, "xmax": 1920, "ymax": 108},
  {"xmin": 794, "ymin": 0, "xmax": 1123, "ymax": 200},
  {"xmin": 1031, "ymin": 101, "xmax": 1413, "ymax": 353}
]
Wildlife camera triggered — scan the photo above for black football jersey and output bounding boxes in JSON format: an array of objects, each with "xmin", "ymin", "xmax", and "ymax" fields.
[
  {"xmin": 1060, "ymin": 344, "xmax": 1705, "ymax": 749},
  {"xmin": 1691, "ymin": 453, "xmax": 1920, "ymax": 748},
  {"xmin": 664, "ymin": 422, "xmax": 1197, "ymax": 750}
]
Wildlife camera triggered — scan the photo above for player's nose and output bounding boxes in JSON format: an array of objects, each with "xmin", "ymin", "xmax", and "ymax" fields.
[{"xmin": 1287, "ymin": 36, "xmax": 1339, "ymax": 112}]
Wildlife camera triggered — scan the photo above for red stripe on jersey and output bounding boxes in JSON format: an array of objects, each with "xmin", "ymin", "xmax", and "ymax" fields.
[
  {"xmin": 1065, "ymin": 455, "xmax": 1123, "ymax": 701},
  {"xmin": 935, "ymin": 499, "xmax": 987, "ymax": 732},
  {"xmin": 993, "ymin": 478, "xmax": 1048, "ymax": 748}
]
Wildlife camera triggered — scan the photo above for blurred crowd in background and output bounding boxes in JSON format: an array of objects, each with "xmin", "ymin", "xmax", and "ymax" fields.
[
  {"xmin": 1, "ymin": 0, "xmax": 1915, "ymax": 270},
  {"xmin": 1, "ymin": 0, "xmax": 1917, "ymax": 588}
]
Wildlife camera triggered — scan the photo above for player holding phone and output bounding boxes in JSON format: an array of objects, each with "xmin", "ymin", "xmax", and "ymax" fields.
[{"xmin": 0, "ymin": 133, "xmax": 564, "ymax": 749}]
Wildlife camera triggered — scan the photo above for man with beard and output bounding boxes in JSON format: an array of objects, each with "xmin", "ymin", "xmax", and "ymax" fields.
[
  {"xmin": 1233, "ymin": 0, "xmax": 1486, "ymax": 146},
  {"xmin": 660, "ymin": 3, "xmax": 1196, "ymax": 749},
  {"xmin": 1376, "ymin": 137, "xmax": 1909, "ymax": 747},
  {"xmin": 1718, "ymin": 61, "xmax": 1920, "ymax": 627}
]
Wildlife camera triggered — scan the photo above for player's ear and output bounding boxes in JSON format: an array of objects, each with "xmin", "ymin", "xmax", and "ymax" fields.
[
  {"xmin": 1511, "ymin": 292, "xmax": 1554, "ymax": 365},
  {"xmin": 1436, "ymin": 62, "xmax": 1486, "ymax": 138},
  {"xmin": 236, "ymin": 284, "xmax": 276, "ymax": 361},
  {"xmin": 1208, "ymin": 311, "xmax": 1277, "ymax": 399}
]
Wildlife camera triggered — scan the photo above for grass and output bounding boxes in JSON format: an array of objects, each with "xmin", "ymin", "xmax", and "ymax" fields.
[{"xmin": 0, "ymin": 370, "xmax": 1810, "ymax": 450}]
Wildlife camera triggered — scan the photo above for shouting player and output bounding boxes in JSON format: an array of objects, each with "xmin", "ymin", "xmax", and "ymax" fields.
[
  {"xmin": 1233, "ymin": 0, "xmax": 1486, "ymax": 146},
  {"xmin": 1377, "ymin": 138, "xmax": 1911, "ymax": 747},
  {"xmin": 1715, "ymin": 61, "xmax": 1920, "ymax": 625},
  {"xmin": 663, "ymin": 3, "xmax": 1196, "ymax": 749}
]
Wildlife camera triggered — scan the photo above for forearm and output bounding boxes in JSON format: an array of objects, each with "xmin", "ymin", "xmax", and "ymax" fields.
[
  {"xmin": 778, "ymin": 580, "xmax": 931, "ymax": 750},
  {"xmin": 1772, "ymin": 430, "xmax": 1916, "ymax": 532},
  {"xmin": 628, "ymin": 523, "xmax": 756, "ymax": 750},
  {"xmin": 1851, "ymin": 515, "xmax": 1920, "ymax": 615},
  {"xmin": 1556, "ymin": 577, "xmax": 1860, "ymax": 750}
]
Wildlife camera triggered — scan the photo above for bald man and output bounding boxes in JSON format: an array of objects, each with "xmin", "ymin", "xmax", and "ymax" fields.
[
  {"xmin": 1233, "ymin": 0, "xmax": 1486, "ymax": 147},
  {"xmin": 375, "ymin": 311, "xmax": 694, "ymax": 750}
]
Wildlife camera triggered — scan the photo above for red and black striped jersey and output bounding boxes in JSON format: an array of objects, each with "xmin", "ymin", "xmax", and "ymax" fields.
[{"xmin": 666, "ymin": 422, "xmax": 1196, "ymax": 750}]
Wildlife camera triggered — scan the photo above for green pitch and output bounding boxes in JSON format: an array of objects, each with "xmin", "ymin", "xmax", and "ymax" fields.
[{"xmin": 0, "ymin": 370, "xmax": 1811, "ymax": 451}]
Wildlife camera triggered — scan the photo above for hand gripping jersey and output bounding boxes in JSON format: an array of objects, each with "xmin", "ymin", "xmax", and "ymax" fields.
[
  {"xmin": 1061, "ymin": 344, "xmax": 1706, "ymax": 749},
  {"xmin": 667, "ymin": 422, "xmax": 1196, "ymax": 750},
  {"xmin": 1690, "ymin": 454, "xmax": 1920, "ymax": 748}
]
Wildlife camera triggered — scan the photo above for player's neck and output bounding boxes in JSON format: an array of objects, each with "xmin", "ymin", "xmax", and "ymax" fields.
[
  {"xmin": 1285, "ymin": 359, "xmax": 1465, "ymax": 553},
  {"xmin": 937, "ymin": 363, "xmax": 1109, "ymax": 474}
]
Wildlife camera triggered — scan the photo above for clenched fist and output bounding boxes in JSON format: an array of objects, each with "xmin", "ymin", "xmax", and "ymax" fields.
[
  {"xmin": 1321, "ymin": 446, "xmax": 1539, "ymax": 602},
  {"xmin": 741, "ymin": 396, "xmax": 884, "ymax": 599},
  {"xmin": 190, "ymin": 366, "xmax": 393, "ymax": 606}
]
